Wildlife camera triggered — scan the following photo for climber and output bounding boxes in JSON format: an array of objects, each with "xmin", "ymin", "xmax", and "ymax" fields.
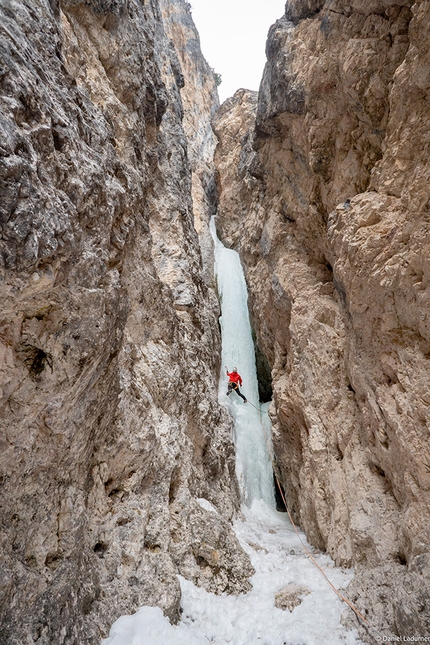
[{"xmin": 225, "ymin": 366, "xmax": 247, "ymax": 403}]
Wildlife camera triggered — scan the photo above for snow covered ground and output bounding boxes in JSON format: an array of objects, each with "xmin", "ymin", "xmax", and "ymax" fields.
[
  {"xmin": 102, "ymin": 501, "xmax": 363, "ymax": 645},
  {"xmin": 101, "ymin": 223, "xmax": 364, "ymax": 645}
]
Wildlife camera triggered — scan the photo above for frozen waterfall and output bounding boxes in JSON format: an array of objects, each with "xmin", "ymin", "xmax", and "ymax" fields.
[
  {"xmin": 210, "ymin": 218, "xmax": 275, "ymax": 507},
  {"xmin": 101, "ymin": 221, "xmax": 365, "ymax": 645}
]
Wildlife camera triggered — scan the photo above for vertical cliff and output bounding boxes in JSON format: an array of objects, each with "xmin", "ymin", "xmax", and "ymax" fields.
[
  {"xmin": 214, "ymin": 0, "xmax": 430, "ymax": 638},
  {"xmin": 160, "ymin": 0, "xmax": 220, "ymax": 281},
  {"xmin": 0, "ymin": 1, "xmax": 253, "ymax": 643}
]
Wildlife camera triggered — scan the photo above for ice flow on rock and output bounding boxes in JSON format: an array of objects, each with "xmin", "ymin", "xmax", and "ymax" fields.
[
  {"xmin": 101, "ymin": 220, "xmax": 365, "ymax": 645},
  {"xmin": 210, "ymin": 218, "xmax": 275, "ymax": 507}
]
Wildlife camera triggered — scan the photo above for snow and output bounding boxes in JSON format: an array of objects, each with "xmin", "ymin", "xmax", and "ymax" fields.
[
  {"xmin": 101, "ymin": 222, "xmax": 364, "ymax": 645},
  {"xmin": 103, "ymin": 503, "xmax": 363, "ymax": 645},
  {"xmin": 196, "ymin": 497, "xmax": 219, "ymax": 514},
  {"xmin": 179, "ymin": 502, "xmax": 362, "ymax": 645}
]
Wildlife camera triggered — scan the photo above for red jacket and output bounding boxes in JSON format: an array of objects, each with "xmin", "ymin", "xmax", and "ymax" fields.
[{"xmin": 227, "ymin": 371, "xmax": 242, "ymax": 386}]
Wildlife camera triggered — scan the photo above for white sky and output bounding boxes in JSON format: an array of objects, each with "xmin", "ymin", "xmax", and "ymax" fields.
[{"xmin": 189, "ymin": 0, "xmax": 286, "ymax": 103}]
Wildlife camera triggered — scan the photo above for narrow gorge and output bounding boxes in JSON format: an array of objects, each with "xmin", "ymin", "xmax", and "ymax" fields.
[{"xmin": 0, "ymin": 0, "xmax": 429, "ymax": 644}]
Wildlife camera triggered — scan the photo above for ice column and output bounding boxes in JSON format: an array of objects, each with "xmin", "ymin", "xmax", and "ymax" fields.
[{"xmin": 210, "ymin": 219, "xmax": 275, "ymax": 507}]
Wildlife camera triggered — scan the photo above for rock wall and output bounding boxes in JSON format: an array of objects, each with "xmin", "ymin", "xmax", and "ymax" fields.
[
  {"xmin": 214, "ymin": 0, "xmax": 430, "ymax": 638},
  {"xmin": 0, "ymin": 1, "xmax": 252, "ymax": 643},
  {"xmin": 159, "ymin": 0, "xmax": 220, "ymax": 281}
]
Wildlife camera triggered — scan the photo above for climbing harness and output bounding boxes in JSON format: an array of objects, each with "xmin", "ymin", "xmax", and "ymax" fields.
[
  {"xmin": 244, "ymin": 396, "xmax": 393, "ymax": 645},
  {"xmin": 226, "ymin": 373, "xmax": 247, "ymax": 403}
]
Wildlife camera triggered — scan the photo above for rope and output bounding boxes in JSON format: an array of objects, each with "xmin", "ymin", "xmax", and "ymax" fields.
[
  {"xmin": 273, "ymin": 477, "xmax": 390, "ymax": 644},
  {"xmin": 241, "ymin": 393, "xmax": 392, "ymax": 645}
]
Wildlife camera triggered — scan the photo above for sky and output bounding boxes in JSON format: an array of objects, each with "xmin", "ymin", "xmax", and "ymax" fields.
[{"xmin": 189, "ymin": 0, "xmax": 286, "ymax": 103}]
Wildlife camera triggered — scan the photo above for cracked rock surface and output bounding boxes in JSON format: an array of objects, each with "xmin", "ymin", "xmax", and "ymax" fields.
[
  {"xmin": 214, "ymin": 0, "xmax": 430, "ymax": 639},
  {"xmin": 0, "ymin": 1, "xmax": 253, "ymax": 643}
]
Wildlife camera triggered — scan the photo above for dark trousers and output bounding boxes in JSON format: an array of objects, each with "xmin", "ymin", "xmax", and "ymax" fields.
[{"xmin": 227, "ymin": 381, "xmax": 247, "ymax": 402}]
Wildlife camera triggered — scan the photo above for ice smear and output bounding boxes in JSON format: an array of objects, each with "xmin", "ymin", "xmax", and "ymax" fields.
[{"xmin": 101, "ymin": 222, "xmax": 364, "ymax": 645}]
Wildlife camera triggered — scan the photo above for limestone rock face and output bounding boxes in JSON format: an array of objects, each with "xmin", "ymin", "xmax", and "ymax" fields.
[
  {"xmin": 0, "ymin": 1, "xmax": 253, "ymax": 643},
  {"xmin": 214, "ymin": 1, "xmax": 430, "ymax": 638},
  {"xmin": 159, "ymin": 0, "xmax": 220, "ymax": 281}
]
